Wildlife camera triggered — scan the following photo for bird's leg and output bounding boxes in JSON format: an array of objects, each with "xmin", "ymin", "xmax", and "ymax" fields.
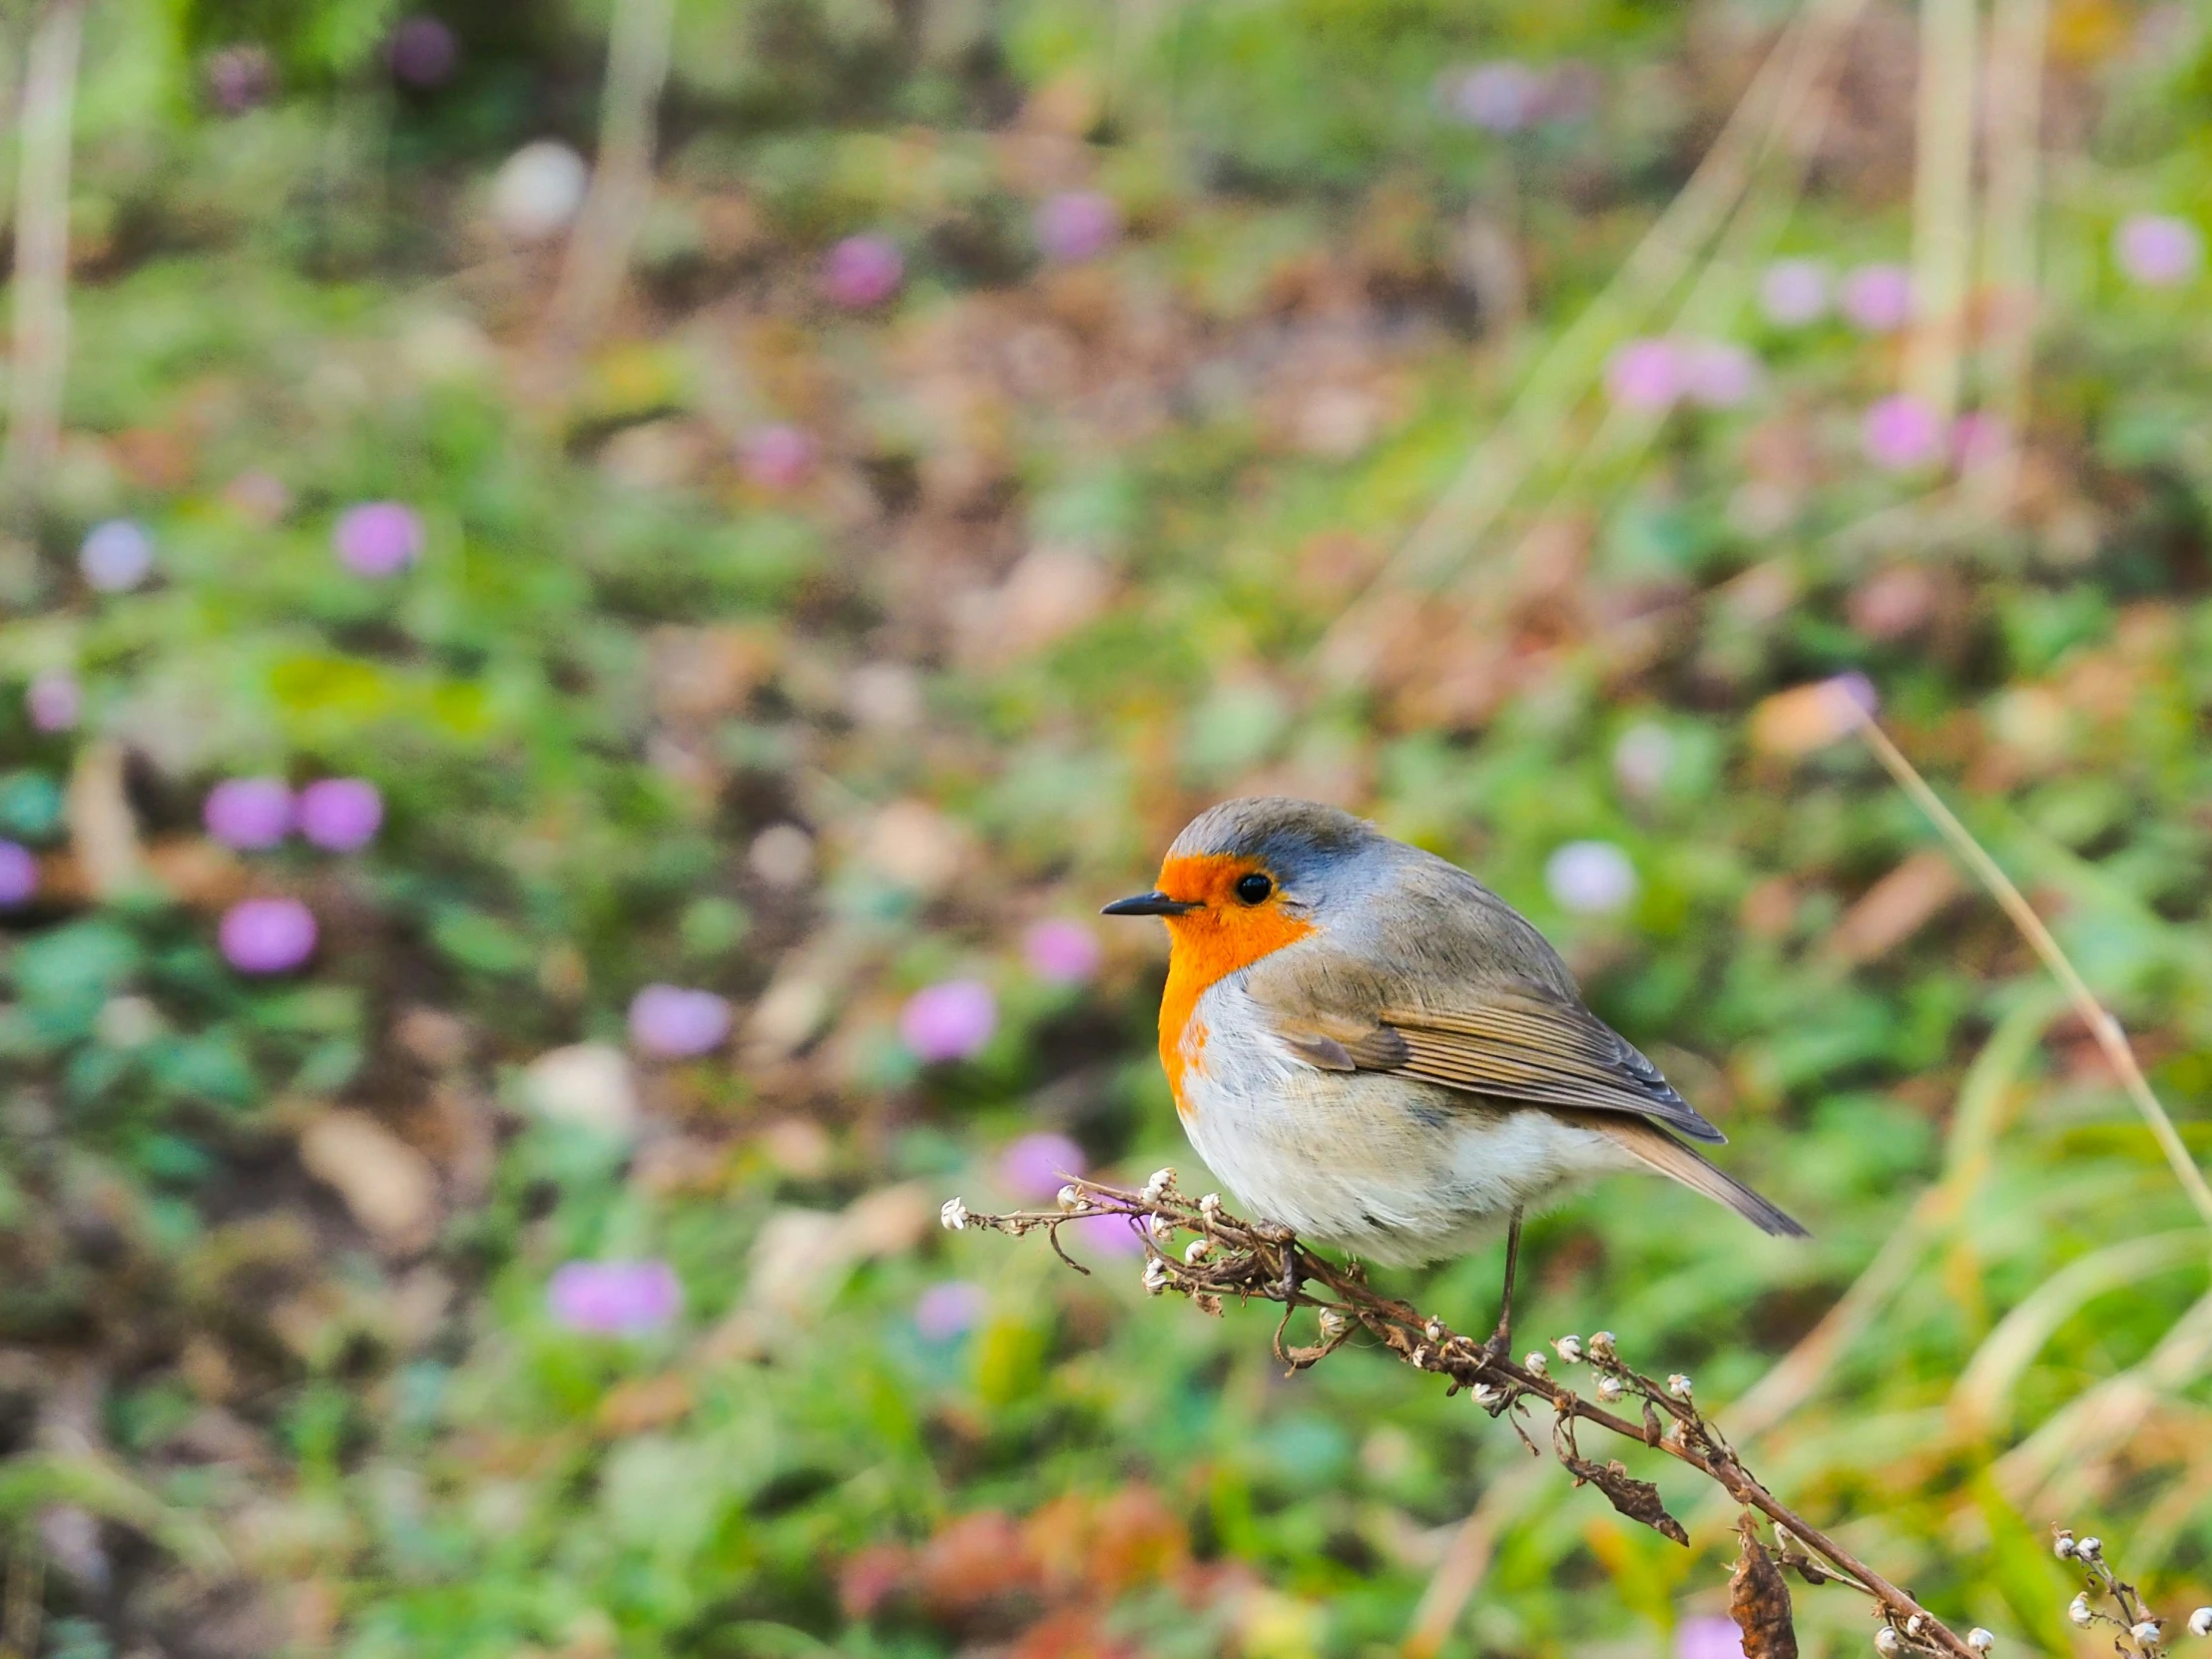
[{"xmin": 1483, "ymin": 1209, "xmax": 1523, "ymax": 1361}]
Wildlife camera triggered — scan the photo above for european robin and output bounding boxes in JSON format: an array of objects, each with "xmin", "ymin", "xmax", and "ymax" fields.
[{"xmin": 1103, "ymin": 797, "xmax": 1804, "ymax": 1347}]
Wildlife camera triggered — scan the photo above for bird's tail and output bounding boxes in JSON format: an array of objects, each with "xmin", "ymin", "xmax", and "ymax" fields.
[{"xmin": 1576, "ymin": 1114, "xmax": 1809, "ymax": 1238}]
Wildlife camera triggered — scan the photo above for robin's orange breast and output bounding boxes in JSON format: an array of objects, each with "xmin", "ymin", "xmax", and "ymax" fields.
[{"xmin": 1153, "ymin": 851, "xmax": 1315, "ymax": 1116}]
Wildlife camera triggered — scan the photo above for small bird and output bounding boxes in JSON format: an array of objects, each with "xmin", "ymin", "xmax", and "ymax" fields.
[{"xmin": 1103, "ymin": 797, "xmax": 1803, "ymax": 1348}]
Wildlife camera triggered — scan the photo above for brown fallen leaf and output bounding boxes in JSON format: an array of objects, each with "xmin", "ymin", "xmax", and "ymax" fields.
[
  {"xmin": 297, "ymin": 1109, "xmax": 440, "ymax": 1249},
  {"xmin": 1728, "ymin": 1513, "xmax": 1799, "ymax": 1658},
  {"xmin": 1828, "ymin": 849, "xmax": 1960, "ymax": 965}
]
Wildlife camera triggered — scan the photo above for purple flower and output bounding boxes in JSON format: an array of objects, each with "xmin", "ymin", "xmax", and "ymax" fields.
[
  {"xmin": 296, "ymin": 778, "xmax": 382, "ymax": 851},
  {"xmin": 79, "ymin": 521, "xmax": 154, "ymax": 592},
  {"xmin": 999, "ymin": 1131, "xmax": 1086, "ymax": 1202},
  {"xmin": 2115, "ymin": 213, "xmax": 2201, "ymax": 287},
  {"xmin": 822, "ymin": 235, "xmax": 904, "ymax": 309},
  {"xmin": 26, "ymin": 672, "xmax": 80, "ymax": 734},
  {"xmin": 0, "ymin": 840, "xmax": 36, "ymax": 907},
  {"xmin": 206, "ymin": 45, "xmax": 275, "ymax": 115},
  {"xmin": 1446, "ymin": 62, "xmax": 1542, "ymax": 132},
  {"xmin": 1759, "ymin": 259, "xmax": 1829, "ymax": 326},
  {"xmin": 1034, "ymin": 191, "xmax": 1121, "ymax": 264},
  {"xmin": 899, "ymin": 978, "xmax": 996, "ymax": 1063},
  {"xmin": 1682, "ymin": 340, "xmax": 1761, "ymax": 409},
  {"xmin": 1068, "ymin": 1211, "xmax": 1146, "ymax": 1257},
  {"xmin": 203, "ymin": 778, "xmax": 293, "ymax": 850},
  {"xmin": 1675, "ymin": 1615, "xmax": 1746, "ymax": 1659},
  {"xmin": 219, "ymin": 897, "xmax": 317, "ymax": 974},
  {"xmin": 914, "ymin": 1280, "xmax": 988, "ymax": 1342},
  {"xmin": 1826, "ymin": 671, "xmax": 1881, "ymax": 720},
  {"xmin": 1023, "ymin": 919, "xmax": 1101, "ymax": 985},
  {"xmin": 333, "ymin": 502, "xmax": 423, "ymax": 577},
  {"xmin": 388, "ymin": 16, "xmax": 459, "ymax": 88},
  {"xmin": 1861, "ymin": 394, "xmax": 1945, "ymax": 471},
  {"xmin": 1544, "ymin": 840, "xmax": 1637, "ymax": 915},
  {"xmin": 628, "ymin": 984, "xmax": 733, "ymax": 1059},
  {"xmin": 1840, "ymin": 264, "xmax": 1913, "ymax": 333},
  {"xmin": 1604, "ymin": 338, "xmax": 1683, "ymax": 411},
  {"xmin": 547, "ymin": 1260, "xmax": 682, "ymax": 1336},
  {"xmin": 739, "ymin": 424, "xmax": 817, "ymax": 490}
]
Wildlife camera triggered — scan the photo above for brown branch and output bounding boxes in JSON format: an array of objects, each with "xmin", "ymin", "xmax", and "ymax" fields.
[{"xmin": 942, "ymin": 1177, "xmax": 1981, "ymax": 1658}]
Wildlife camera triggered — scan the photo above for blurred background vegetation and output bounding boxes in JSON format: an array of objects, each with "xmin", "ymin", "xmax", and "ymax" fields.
[{"xmin": 1, "ymin": 0, "xmax": 2211, "ymax": 1653}]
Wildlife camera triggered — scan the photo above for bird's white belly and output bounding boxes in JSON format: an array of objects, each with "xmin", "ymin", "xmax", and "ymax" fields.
[{"xmin": 1174, "ymin": 977, "xmax": 1638, "ymax": 1267}]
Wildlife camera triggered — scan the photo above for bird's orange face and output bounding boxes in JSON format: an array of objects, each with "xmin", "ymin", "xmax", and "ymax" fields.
[{"xmin": 1150, "ymin": 851, "xmax": 1314, "ymax": 1113}]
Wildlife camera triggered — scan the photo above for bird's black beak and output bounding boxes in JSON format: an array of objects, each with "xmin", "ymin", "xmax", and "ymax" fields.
[{"xmin": 1101, "ymin": 890, "xmax": 1198, "ymax": 916}]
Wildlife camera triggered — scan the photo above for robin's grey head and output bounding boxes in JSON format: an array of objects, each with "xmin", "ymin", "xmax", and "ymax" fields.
[{"xmin": 1101, "ymin": 797, "xmax": 1388, "ymax": 920}]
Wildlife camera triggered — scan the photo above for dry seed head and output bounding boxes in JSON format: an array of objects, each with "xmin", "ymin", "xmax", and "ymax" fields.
[
  {"xmin": 2077, "ymin": 1536, "xmax": 2102, "ymax": 1561},
  {"xmin": 1667, "ymin": 1374, "xmax": 1694, "ymax": 1400},
  {"xmin": 1143, "ymin": 1167, "xmax": 1176, "ymax": 1200},
  {"xmin": 1874, "ymin": 1627, "xmax": 1902, "ymax": 1656},
  {"xmin": 939, "ymin": 1197, "xmax": 969, "ymax": 1232},
  {"xmin": 2053, "ymin": 1531, "xmax": 2077, "ymax": 1560},
  {"xmin": 1142, "ymin": 1258, "xmax": 1170, "ymax": 1296},
  {"xmin": 1523, "ymin": 1352, "xmax": 1548, "ymax": 1379},
  {"xmin": 1318, "ymin": 1308, "xmax": 1350, "ymax": 1341},
  {"xmin": 1588, "ymin": 1331, "xmax": 1617, "ymax": 1361},
  {"xmin": 1553, "ymin": 1335, "xmax": 1583, "ymax": 1364},
  {"xmin": 1199, "ymin": 1192, "xmax": 1223, "ymax": 1218},
  {"xmin": 1410, "ymin": 1345, "xmax": 1431, "ymax": 1369},
  {"xmin": 1966, "ymin": 1631, "xmax": 1993, "ymax": 1654},
  {"xmin": 1056, "ymin": 1184, "xmax": 1083, "ymax": 1213},
  {"xmin": 2132, "ymin": 1622, "xmax": 2162, "ymax": 1647},
  {"xmin": 2069, "ymin": 1595, "xmax": 2093, "ymax": 1628},
  {"xmin": 1147, "ymin": 1215, "xmax": 1177, "ymax": 1244},
  {"xmin": 1424, "ymin": 1319, "xmax": 1446, "ymax": 1344},
  {"xmin": 1596, "ymin": 1375, "xmax": 1624, "ymax": 1403},
  {"xmin": 1906, "ymin": 1615, "xmax": 1926, "ymax": 1637},
  {"xmin": 1471, "ymin": 1382, "xmax": 1501, "ymax": 1406},
  {"xmin": 2188, "ymin": 1608, "xmax": 2212, "ymax": 1638},
  {"xmin": 1194, "ymin": 1292, "xmax": 1224, "ymax": 1316},
  {"xmin": 1183, "ymin": 1238, "xmax": 1213, "ymax": 1265}
]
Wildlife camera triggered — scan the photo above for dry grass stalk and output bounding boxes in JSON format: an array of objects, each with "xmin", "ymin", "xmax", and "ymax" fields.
[
  {"xmin": 2, "ymin": 0, "xmax": 85, "ymax": 536},
  {"xmin": 1905, "ymin": 0, "xmax": 1978, "ymax": 421}
]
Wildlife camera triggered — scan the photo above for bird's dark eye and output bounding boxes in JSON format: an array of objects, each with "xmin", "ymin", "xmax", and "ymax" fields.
[{"xmin": 1234, "ymin": 872, "xmax": 1274, "ymax": 905}]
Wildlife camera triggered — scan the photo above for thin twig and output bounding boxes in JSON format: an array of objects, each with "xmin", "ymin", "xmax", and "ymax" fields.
[
  {"xmin": 1850, "ymin": 715, "xmax": 2212, "ymax": 1230},
  {"xmin": 1904, "ymin": 0, "xmax": 1978, "ymax": 422},
  {"xmin": 2, "ymin": 0, "xmax": 84, "ymax": 539}
]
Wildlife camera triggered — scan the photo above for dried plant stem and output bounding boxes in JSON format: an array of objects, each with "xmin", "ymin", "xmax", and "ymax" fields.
[
  {"xmin": 949, "ymin": 1179, "xmax": 1983, "ymax": 1658},
  {"xmin": 1905, "ymin": 0, "xmax": 1978, "ymax": 422},
  {"xmin": 2, "ymin": 0, "xmax": 84, "ymax": 533},
  {"xmin": 1968, "ymin": 0, "xmax": 2049, "ymax": 511},
  {"xmin": 1852, "ymin": 718, "xmax": 2212, "ymax": 1230}
]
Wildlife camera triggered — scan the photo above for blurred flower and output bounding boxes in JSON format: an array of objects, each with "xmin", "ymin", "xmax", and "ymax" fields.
[
  {"xmin": 490, "ymin": 141, "xmax": 589, "ymax": 241},
  {"xmin": 206, "ymin": 45, "xmax": 275, "ymax": 115},
  {"xmin": 2114, "ymin": 213, "xmax": 2201, "ymax": 286},
  {"xmin": 547, "ymin": 1260, "xmax": 681, "ymax": 1336},
  {"xmin": 334, "ymin": 502, "xmax": 423, "ymax": 577},
  {"xmin": 0, "ymin": 840, "xmax": 36, "ymax": 907},
  {"xmin": 628, "ymin": 984, "xmax": 733, "ymax": 1058},
  {"xmin": 1861, "ymin": 394, "xmax": 1945, "ymax": 471},
  {"xmin": 822, "ymin": 235, "xmax": 903, "ymax": 309},
  {"xmin": 1682, "ymin": 340, "xmax": 1761, "ymax": 408},
  {"xmin": 1544, "ymin": 840, "xmax": 1637, "ymax": 914},
  {"xmin": 1034, "ymin": 191, "xmax": 1121, "ymax": 264},
  {"xmin": 26, "ymin": 671, "xmax": 80, "ymax": 734},
  {"xmin": 297, "ymin": 778, "xmax": 383, "ymax": 850},
  {"xmin": 1604, "ymin": 338, "xmax": 1682, "ymax": 411},
  {"xmin": 747, "ymin": 824, "xmax": 815, "ymax": 888},
  {"xmin": 219, "ymin": 897, "xmax": 317, "ymax": 974},
  {"xmin": 1612, "ymin": 723, "xmax": 1674, "ymax": 799},
  {"xmin": 739, "ymin": 424, "xmax": 817, "ymax": 490},
  {"xmin": 1759, "ymin": 259, "xmax": 1829, "ymax": 325},
  {"xmin": 1675, "ymin": 1616, "xmax": 1746, "ymax": 1659},
  {"xmin": 1000, "ymin": 1131, "xmax": 1086, "ymax": 1201},
  {"xmin": 1840, "ymin": 264, "xmax": 1913, "ymax": 333},
  {"xmin": 203, "ymin": 778, "xmax": 293, "ymax": 849},
  {"xmin": 900, "ymin": 978, "xmax": 997, "ymax": 1063},
  {"xmin": 913, "ymin": 1280, "xmax": 987, "ymax": 1341},
  {"xmin": 79, "ymin": 520, "xmax": 154, "ymax": 592},
  {"xmin": 388, "ymin": 16, "xmax": 459, "ymax": 88},
  {"xmin": 1023, "ymin": 918, "xmax": 1101, "ymax": 984},
  {"xmin": 1446, "ymin": 61, "xmax": 1542, "ymax": 132}
]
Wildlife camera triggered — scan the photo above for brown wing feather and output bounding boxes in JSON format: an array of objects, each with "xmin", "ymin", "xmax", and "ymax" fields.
[{"xmin": 1564, "ymin": 1112, "xmax": 1808, "ymax": 1237}]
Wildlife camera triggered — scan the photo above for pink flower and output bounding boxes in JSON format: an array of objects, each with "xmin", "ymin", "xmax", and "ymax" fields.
[
  {"xmin": 388, "ymin": 16, "xmax": 459, "ymax": 88},
  {"xmin": 26, "ymin": 672, "xmax": 80, "ymax": 734},
  {"xmin": 1675, "ymin": 1615, "xmax": 1746, "ymax": 1659},
  {"xmin": 1068, "ymin": 1211, "xmax": 1145, "ymax": 1257},
  {"xmin": 1033, "ymin": 191, "xmax": 1121, "ymax": 264},
  {"xmin": 219, "ymin": 897, "xmax": 317, "ymax": 974},
  {"xmin": 1604, "ymin": 338, "xmax": 1682, "ymax": 411},
  {"xmin": 628, "ymin": 984, "xmax": 733, "ymax": 1058},
  {"xmin": 1861, "ymin": 394, "xmax": 1945, "ymax": 471},
  {"xmin": 1682, "ymin": 340, "xmax": 1761, "ymax": 409},
  {"xmin": 0, "ymin": 841, "xmax": 36, "ymax": 907},
  {"xmin": 203, "ymin": 778, "xmax": 293, "ymax": 850},
  {"xmin": 1840, "ymin": 264, "xmax": 1913, "ymax": 333},
  {"xmin": 2114, "ymin": 214, "xmax": 2201, "ymax": 287},
  {"xmin": 822, "ymin": 235, "xmax": 904, "ymax": 309},
  {"xmin": 1023, "ymin": 919, "xmax": 1101, "ymax": 984},
  {"xmin": 1759, "ymin": 259, "xmax": 1829, "ymax": 326},
  {"xmin": 899, "ymin": 978, "xmax": 996, "ymax": 1063},
  {"xmin": 547, "ymin": 1260, "xmax": 682, "ymax": 1336},
  {"xmin": 296, "ymin": 779, "xmax": 382, "ymax": 851},
  {"xmin": 1446, "ymin": 62, "xmax": 1542, "ymax": 132},
  {"xmin": 739, "ymin": 424, "xmax": 817, "ymax": 490},
  {"xmin": 333, "ymin": 502, "xmax": 423, "ymax": 577},
  {"xmin": 999, "ymin": 1132, "xmax": 1086, "ymax": 1202},
  {"xmin": 79, "ymin": 521, "xmax": 154, "ymax": 592},
  {"xmin": 914, "ymin": 1280, "xmax": 987, "ymax": 1341}
]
